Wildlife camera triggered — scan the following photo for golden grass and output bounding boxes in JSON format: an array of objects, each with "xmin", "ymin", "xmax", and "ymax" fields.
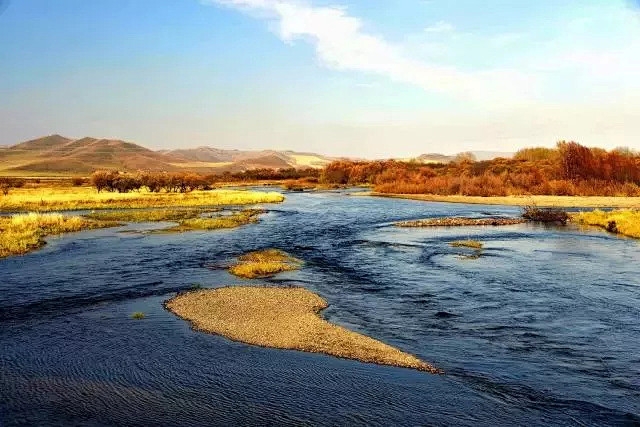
[
  {"xmin": 164, "ymin": 209, "xmax": 263, "ymax": 232},
  {"xmin": 450, "ymin": 240, "xmax": 484, "ymax": 249},
  {"xmin": 369, "ymin": 192, "xmax": 640, "ymax": 208},
  {"xmin": 0, "ymin": 186, "xmax": 284, "ymax": 212},
  {"xmin": 570, "ymin": 209, "xmax": 640, "ymax": 239},
  {"xmin": 229, "ymin": 249, "xmax": 303, "ymax": 278},
  {"xmin": 85, "ymin": 208, "xmax": 212, "ymax": 222},
  {"xmin": 0, "ymin": 212, "xmax": 116, "ymax": 258},
  {"xmin": 166, "ymin": 287, "xmax": 439, "ymax": 373}
]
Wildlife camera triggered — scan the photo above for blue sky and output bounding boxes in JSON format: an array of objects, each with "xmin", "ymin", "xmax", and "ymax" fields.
[{"xmin": 0, "ymin": 0, "xmax": 639, "ymax": 157}]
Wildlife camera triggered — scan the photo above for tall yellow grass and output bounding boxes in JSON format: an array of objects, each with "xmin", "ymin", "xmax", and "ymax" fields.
[
  {"xmin": 0, "ymin": 187, "xmax": 285, "ymax": 212},
  {"xmin": 0, "ymin": 213, "xmax": 115, "ymax": 258},
  {"xmin": 571, "ymin": 209, "xmax": 640, "ymax": 239}
]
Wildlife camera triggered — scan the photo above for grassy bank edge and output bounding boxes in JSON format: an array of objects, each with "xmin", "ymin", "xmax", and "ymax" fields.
[{"xmin": 361, "ymin": 192, "xmax": 640, "ymax": 208}]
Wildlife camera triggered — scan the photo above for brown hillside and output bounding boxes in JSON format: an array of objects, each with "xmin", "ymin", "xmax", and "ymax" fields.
[
  {"xmin": 0, "ymin": 136, "xmax": 187, "ymax": 175},
  {"xmin": 0, "ymin": 135, "xmax": 332, "ymax": 176}
]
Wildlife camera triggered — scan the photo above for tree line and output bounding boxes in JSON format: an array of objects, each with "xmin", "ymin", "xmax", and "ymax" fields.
[
  {"xmin": 89, "ymin": 167, "xmax": 321, "ymax": 193},
  {"xmin": 318, "ymin": 141, "xmax": 640, "ymax": 197}
]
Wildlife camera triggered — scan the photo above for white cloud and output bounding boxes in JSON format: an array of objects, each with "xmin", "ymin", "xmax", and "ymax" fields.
[
  {"xmin": 206, "ymin": 0, "xmax": 537, "ymax": 104},
  {"xmin": 424, "ymin": 20, "xmax": 454, "ymax": 33}
]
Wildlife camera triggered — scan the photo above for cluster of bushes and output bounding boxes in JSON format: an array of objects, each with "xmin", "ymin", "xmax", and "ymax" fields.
[
  {"xmin": 213, "ymin": 167, "xmax": 320, "ymax": 182},
  {"xmin": 0, "ymin": 177, "xmax": 25, "ymax": 195},
  {"xmin": 91, "ymin": 171, "xmax": 212, "ymax": 193},
  {"xmin": 319, "ymin": 142, "xmax": 640, "ymax": 197}
]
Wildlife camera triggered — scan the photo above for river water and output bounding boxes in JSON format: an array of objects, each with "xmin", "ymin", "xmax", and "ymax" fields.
[{"xmin": 1, "ymin": 190, "xmax": 639, "ymax": 426}]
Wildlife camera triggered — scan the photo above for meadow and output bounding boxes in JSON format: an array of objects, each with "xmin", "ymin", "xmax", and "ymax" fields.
[{"xmin": 0, "ymin": 186, "xmax": 284, "ymax": 212}]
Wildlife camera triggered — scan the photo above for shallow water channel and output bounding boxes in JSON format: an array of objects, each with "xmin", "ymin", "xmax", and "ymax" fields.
[{"xmin": 1, "ymin": 190, "xmax": 639, "ymax": 425}]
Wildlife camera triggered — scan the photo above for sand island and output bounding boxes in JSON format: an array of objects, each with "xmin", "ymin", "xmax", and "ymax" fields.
[{"xmin": 166, "ymin": 286, "xmax": 440, "ymax": 373}]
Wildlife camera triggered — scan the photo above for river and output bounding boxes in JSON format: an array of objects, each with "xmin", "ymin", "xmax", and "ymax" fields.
[{"xmin": 1, "ymin": 190, "xmax": 639, "ymax": 425}]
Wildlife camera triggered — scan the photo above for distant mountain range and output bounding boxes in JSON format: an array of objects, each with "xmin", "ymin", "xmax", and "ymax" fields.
[
  {"xmin": 0, "ymin": 135, "xmax": 513, "ymax": 176},
  {"xmin": 0, "ymin": 135, "xmax": 335, "ymax": 176}
]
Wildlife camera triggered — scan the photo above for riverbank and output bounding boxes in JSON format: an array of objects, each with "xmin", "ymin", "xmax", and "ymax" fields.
[
  {"xmin": 0, "ymin": 213, "xmax": 116, "ymax": 258},
  {"xmin": 364, "ymin": 192, "xmax": 640, "ymax": 208},
  {"xmin": 571, "ymin": 209, "xmax": 640, "ymax": 239},
  {"xmin": 166, "ymin": 287, "xmax": 439, "ymax": 373}
]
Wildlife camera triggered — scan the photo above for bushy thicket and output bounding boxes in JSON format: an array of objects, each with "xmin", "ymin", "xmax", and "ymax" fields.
[
  {"xmin": 320, "ymin": 142, "xmax": 640, "ymax": 197},
  {"xmin": 91, "ymin": 171, "xmax": 211, "ymax": 193},
  {"xmin": 90, "ymin": 167, "xmax": 321, "ymax": 193},
  {"xmin": 213, "ymin": 167, "xmax": 320, "ymax": 182},
  {"xmin": 0, "ymin": 177, "xmax": 25, "ymax": 195}
]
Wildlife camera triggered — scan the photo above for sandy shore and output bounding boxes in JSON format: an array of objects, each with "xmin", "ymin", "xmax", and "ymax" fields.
[
  {"xmin": 166, "ymin": 287, "xmax": 439, "ymax": 373},
  {"xmin": 397, "ymin": 217, "xmax": 526, "ymax": 227},
  {"xmin": 362, "ymin": 192, "xmax": 640, "ymax": 208}
]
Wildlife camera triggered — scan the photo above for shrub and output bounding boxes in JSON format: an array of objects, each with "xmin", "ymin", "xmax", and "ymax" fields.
[
  {"xmin": 0, "ymin": 177, "xmax": 25, "ymax": 196},
  {"xmin": 522, "ymin": 206, "xmax": 569, "ymax": 224},
  {"xmin": 71, "ymin": 176, "xmax": 86, "ymax": 186}
]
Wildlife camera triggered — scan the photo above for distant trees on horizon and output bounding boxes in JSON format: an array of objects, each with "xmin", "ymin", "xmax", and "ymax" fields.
[
  {"xmin": 87, "ymin": 141, "xmax": 640, "ymax": 197},
  {"xmin": 318, "ymin": 141, "xmax": 640, "ymax": 197}
]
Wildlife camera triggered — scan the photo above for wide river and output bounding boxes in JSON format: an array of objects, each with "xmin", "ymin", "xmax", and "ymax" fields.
[{"xmin": 1, "ymin": 190, "xmax": 639, "ymax": 426}]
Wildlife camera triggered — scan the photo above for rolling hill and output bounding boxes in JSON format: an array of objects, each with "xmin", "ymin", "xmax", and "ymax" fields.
[{"xmin": 0, "ymin": 135, "xmax": 334, "ymax": 176}]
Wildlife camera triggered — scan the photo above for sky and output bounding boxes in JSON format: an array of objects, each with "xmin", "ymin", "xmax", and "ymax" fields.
[{"xmin": 0, "ymin": 0, "xmax": 639, "ymax": 157}]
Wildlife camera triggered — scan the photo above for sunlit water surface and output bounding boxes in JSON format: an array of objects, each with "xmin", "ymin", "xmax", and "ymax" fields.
[{"xmin": 1, "ymin": 191, "xmax": 639, "ymax": 426}]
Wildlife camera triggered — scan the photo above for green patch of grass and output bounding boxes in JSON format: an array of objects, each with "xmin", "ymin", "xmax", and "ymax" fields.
[
  {"xmin": 131, "ymin": 312, "xmax": 145, "ymax": 320},
  {"xmin": 85, "ymin": 208, "xmax": 217, "ymax": 222},
  {"xmin": 450, "ymin": 240, "xmax": 484, "ymax": 249},
  {"xmin": 164, "ymin": 209, "xmax": 264, "ymax": 232}
]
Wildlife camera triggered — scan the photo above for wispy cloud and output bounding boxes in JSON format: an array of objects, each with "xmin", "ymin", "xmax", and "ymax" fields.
[
  {"xmin": 205, "ymin": 0, "xmax": 536, "ymax": 103},
  {"xmin": 424, "ymin": 20, "xmax": 454, "ymax": 33}
]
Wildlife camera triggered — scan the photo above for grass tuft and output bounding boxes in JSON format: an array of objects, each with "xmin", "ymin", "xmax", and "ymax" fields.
[
  {"xmin": 450, "ymin": 240, "xmax": 484, "ymax": 249},
  {"xmin": 229, "ymin": 249, "xmax": 303, "ymax": 278},
  {"xmin": 131, "ymin": 312, "xmax": 145, "ymax": 320}
]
